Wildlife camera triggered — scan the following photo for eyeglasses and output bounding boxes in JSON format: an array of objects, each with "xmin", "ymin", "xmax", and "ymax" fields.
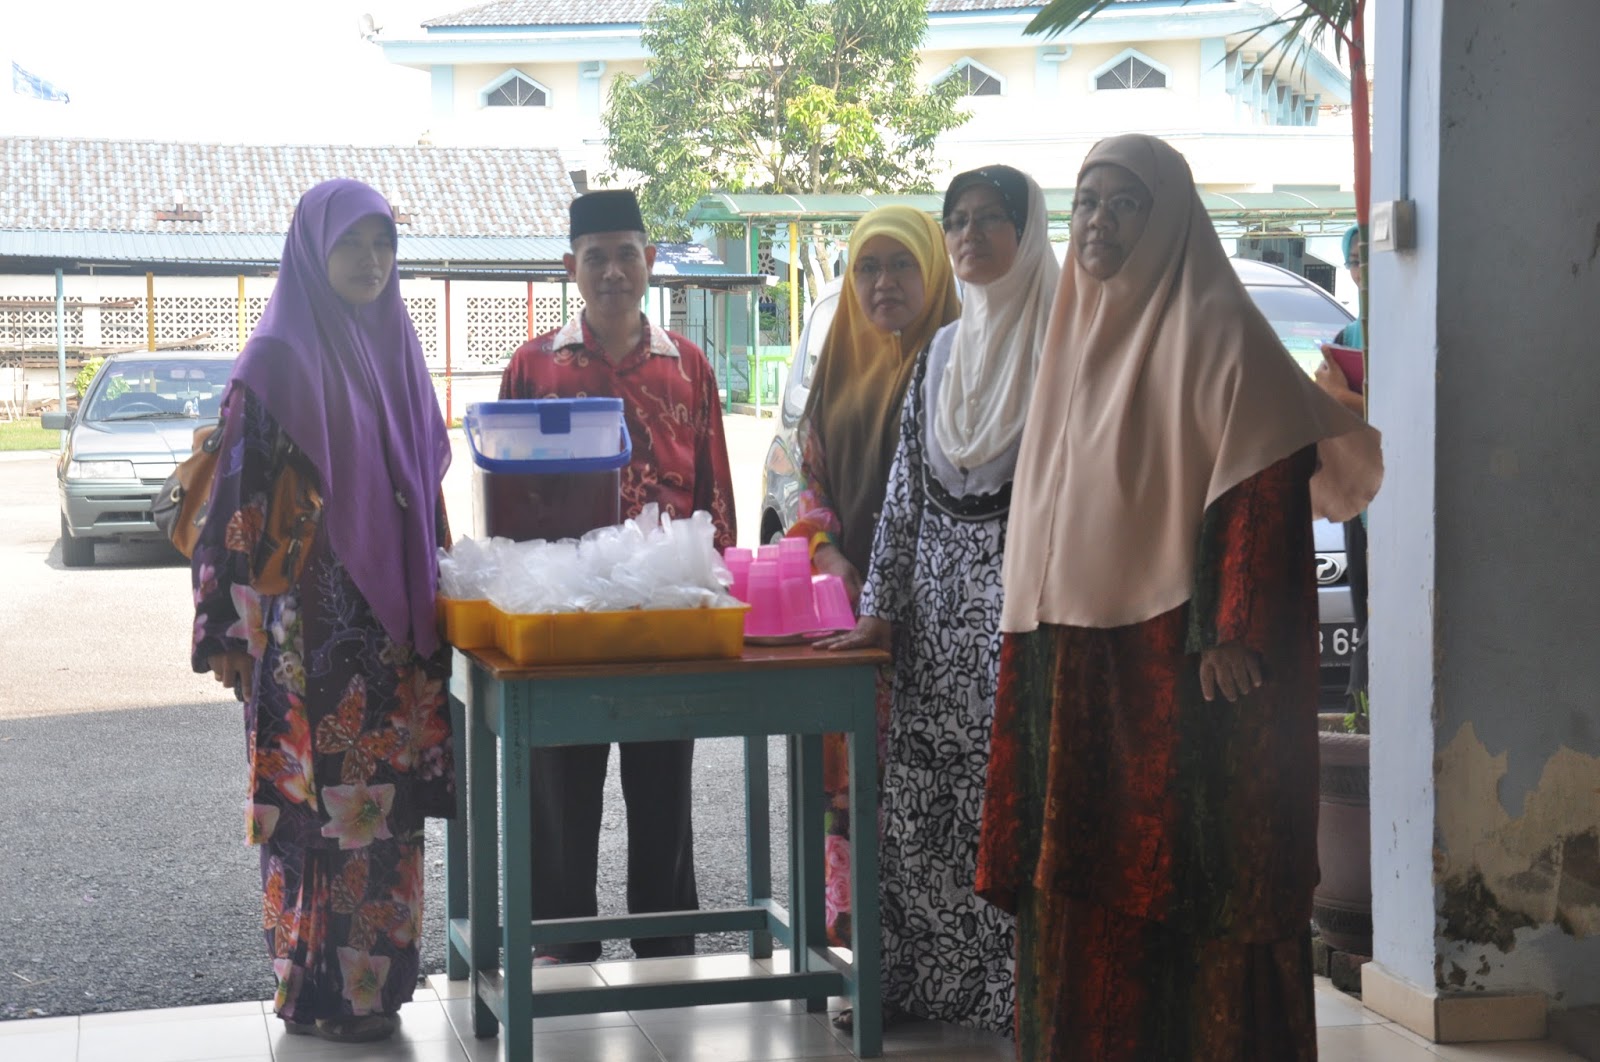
[
  {"xmin": 1072, "ymin": 193, "xmax": 1147, "ymax": 220},
  {"xmin": 852, "ymin": 255, "xmax": 920, "ymax": 281},
  {"xmin": 943, "ymin": 210, "xmax": 1014, "ymax": 236}
]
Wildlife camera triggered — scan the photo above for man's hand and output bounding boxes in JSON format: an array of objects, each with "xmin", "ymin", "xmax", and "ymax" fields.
[
  {"xmin": 814, "ymin": 616, "xmax": 892, "ymax": 654},
  {"xmin": 208, "ymin": 650, "xmax": 256, "ymax": 702},
  {"xmin": 812, "ymin": 543, "xmax": 864, "ymax": 607},
  {"xmin": 1199, "ymin": 642, "xmax": 1263, "ymax": 703}
]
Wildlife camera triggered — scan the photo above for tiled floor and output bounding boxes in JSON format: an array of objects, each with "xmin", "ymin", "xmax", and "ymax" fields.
[{"xmin": 0, "ymin": 954, "xmax": 1585, "ymax": 1062}]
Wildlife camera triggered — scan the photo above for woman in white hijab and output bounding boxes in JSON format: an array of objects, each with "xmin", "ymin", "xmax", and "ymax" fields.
[
  {"xmin": 821, "ymin": 164, "xmax": 1058, "ymax": 1034},
  {"xmin": 974, "ymin": 135, "xmax": 1381, "ymax": 1060}
]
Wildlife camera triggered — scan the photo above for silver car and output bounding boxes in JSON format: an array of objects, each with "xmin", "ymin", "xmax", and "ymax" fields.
[
  {"xmin": 43, "ymin": 349, "xmax": 237, "ymax": 566},
  {"xmin": 759, "ymin": 258, "xmax": 1360, "ymax": 696}
]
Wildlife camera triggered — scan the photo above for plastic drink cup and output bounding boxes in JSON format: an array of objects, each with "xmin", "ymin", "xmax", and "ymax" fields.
[
  {"xmin": 723, "ymin": 547, "xmax": 753, "ymax": 602},
  {"xmin": 780, "ymin": 571, "xmax": 820, "ymax": 633},
  {"xmin": 777, "ymin": 536, "xmax": 811, "ymax": 581},
  {"xmin": 811, "ymin": 573, "xmax": 856, "ymax": 632},
  {"xmin": 757, "ymin": 543, "xmax": 780, "ymax": 563},
  {"xmin": 745, "ymin": 560, "xmax": 783, "ymax": 637}
]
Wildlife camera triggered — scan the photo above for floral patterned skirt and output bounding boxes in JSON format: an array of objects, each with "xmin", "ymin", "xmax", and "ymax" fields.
[{"xmin": 263, "ymin": 832, "xmax": 426, "ymax": 1022}]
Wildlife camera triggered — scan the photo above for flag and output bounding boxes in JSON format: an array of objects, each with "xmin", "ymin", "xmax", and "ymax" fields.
[{"xmin": 11, "ymin": 61, "xmax": 70, "ymax": 103}]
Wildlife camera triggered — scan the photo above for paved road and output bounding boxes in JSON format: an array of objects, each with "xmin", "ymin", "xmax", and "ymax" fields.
[{"xmin": 0, "ymin": 414, "xmax": 792, "ymax": 1021}]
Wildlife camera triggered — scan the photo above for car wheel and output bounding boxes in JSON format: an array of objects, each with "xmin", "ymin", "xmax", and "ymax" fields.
[{"xmin": 60, "ymin": 515, "xmax": 94, "ymax": 568}]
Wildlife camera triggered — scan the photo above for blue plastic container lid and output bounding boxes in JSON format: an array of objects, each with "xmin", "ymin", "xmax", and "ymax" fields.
[
  {"xmin": 463, "ymin": 399, "xmax": 631, "ymax": 474},
  {"xmin": 468, "ymin": 398, "xmax": 623, "ymax": 437}
]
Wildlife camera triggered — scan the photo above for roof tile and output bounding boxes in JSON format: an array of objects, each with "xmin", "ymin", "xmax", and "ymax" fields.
[{"xmin": 1, "ymin": 137, "xmax": 575, "ymax": 238}]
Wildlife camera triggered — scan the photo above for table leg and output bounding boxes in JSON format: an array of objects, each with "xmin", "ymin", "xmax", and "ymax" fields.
[
  {"xmin": 445, "ymin": 686, "xmax": 468, "ymax": 981},
  {"xmin": 848, "ymin": 712, "xmax": 883, "ymax": 1058},
  {"xmin": 499, "ymin": 681, "xmax": 534, "ymax": 1061},
  {"xmin": 467, "ymin": 666, "xmax": 500, "ymax": 1039},
  {"xmin": 789, "ymin": 732, "xmax": 827, "ymax": 1012},
  {"xmin": 743, "ymin": 735, "xmax": 773, "ymax": 961}
]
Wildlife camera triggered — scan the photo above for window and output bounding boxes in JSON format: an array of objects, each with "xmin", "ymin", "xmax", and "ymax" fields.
[
  {"xmin": 482, "ymin": 71, "xmax": 549, "ymax": 108},
  {"xmin": 936, "ymin": 58, "xmax": 1005, "ymax": 98},
  {"xmin": 1093, "ymin": 52, "xmax": 1168, "ymax": 91}
]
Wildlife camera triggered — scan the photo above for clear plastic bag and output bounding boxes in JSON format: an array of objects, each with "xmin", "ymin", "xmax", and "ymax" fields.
[{"xmin": 439, "ymin": 507, "xmax": 736, "ymax": 614}]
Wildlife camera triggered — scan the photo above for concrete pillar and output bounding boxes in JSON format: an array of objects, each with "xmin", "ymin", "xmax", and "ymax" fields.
[{"xmin": 1365, "ymin": 0, "xmax": 1600, "ymax": 1043}]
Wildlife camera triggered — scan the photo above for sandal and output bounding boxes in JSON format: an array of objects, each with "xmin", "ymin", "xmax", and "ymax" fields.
[
  {"xmin": 832, "ymin": 1005, "xmax": 913, "ymax": 1033},
  {"xmin": 313, "ymin": 1014, "xmax": 401, "ymax": 1043}
]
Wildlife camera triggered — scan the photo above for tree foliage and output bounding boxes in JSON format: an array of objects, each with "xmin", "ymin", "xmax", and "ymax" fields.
[{"xmin": 603, "ymin": 0, "xmax": 969, "ymax": 241}]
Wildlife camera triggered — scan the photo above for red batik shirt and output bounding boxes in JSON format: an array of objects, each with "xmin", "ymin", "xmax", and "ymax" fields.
[{"xmin": 498, "ymin": 314, "xmax": 737, "ymax": 549}]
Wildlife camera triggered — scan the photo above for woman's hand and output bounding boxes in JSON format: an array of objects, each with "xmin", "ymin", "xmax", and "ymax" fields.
[
  {"xmin": 1314, "ymin": 353, "xmax": 1350, "ymax": 395},
  {"xmin": 1199, "ymin": 642, "xmax": 1262, "ymax": 703},
  {"xmin": 208, "ymin": 650, "xmax": 256, "ymax": 702},
  {"xmin": 1316, "ymin": 352, "xmax": 1365, "ymax": 415},
  {"xmin": 815, "ymin": 616, "xmax": 893, "ymax": 654},
  {"xmin": 812, "ymin": 543, "xmax": 864, "ymax": 607}
]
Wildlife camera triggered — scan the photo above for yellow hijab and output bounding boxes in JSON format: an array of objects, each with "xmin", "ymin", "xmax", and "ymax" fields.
[{"xmin": 802, "ymin": 205, "xmax": 960, "ymax": 572}]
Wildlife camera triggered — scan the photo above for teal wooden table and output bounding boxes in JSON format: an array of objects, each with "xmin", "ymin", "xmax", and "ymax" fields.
[{"xmin": 443, "ymin": 643, "xmax": 890, "ymax": 1061}]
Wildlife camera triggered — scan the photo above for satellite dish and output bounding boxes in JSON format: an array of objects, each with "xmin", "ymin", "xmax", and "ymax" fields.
[{"xmin": 358, "ymin": 12, "xmax": 380, "ymax": 38}]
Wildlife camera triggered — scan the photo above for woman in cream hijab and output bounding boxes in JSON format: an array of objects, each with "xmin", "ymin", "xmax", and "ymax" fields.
[
  {"xmin": 974, "ymin": 135, "xmax": 1380, "ymax": 1060},
  {"xmin": 786, "ymin": 204, "xmax": 960, "ymax": 952},
  {"xmin": 821, "ymin": 165, "xmax": 1057, "ymax": 1034}
]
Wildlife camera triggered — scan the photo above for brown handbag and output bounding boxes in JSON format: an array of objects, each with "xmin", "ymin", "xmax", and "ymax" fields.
[
  {"xmin": 154, "ymin": 417, "xmax": 322, "ymax": 594},
  {"xmin": 153, "ymin": 418, "xmax": 225, "ymax": 559},
  {"xmin": 252, "ymin": 439, "xmax": 321, "ymax": 596}
]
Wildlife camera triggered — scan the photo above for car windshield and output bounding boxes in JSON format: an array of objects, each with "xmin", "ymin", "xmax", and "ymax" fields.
[
  {"xmin": 81, "ymin": 359, "xmax": 235, "ymax": 422},
  {"xmin": 1246, "ymin": 285, "xmax": 1353, "ymax": 376}
]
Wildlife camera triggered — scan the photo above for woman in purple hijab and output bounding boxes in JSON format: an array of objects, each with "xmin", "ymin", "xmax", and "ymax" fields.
[{"xmin": 190, "ymin": 179, "xmax": 454, "ymax": 1044}]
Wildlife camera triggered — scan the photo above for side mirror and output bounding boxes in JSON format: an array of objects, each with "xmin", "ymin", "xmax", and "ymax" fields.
[{"xmin": 41, "ymin": 412, "xmax": 71, "ymax": 431}]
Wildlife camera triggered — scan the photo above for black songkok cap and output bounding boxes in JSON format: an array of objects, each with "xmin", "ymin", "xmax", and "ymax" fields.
[{"xmin": 569, "ymin": 189, "xmax": 646, "ymax": 240}]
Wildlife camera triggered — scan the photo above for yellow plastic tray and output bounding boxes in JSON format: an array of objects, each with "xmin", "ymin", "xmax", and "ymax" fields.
[
  {"xmin": 495, "ymin": 606, "xmax": 748, "ymax": 667},
  {"xmin": 436, "ymin": 597, "xmax": 499, "ymax": 651}
]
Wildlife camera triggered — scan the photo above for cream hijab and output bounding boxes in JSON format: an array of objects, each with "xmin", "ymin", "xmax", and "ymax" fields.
[
  {"xmin": 933, "ymin": 167, "xmax": 1060, "ymax": 470},
  {"xmin": 1000, "ymin": 134, "xmax": 1382, "ymax": 633}
]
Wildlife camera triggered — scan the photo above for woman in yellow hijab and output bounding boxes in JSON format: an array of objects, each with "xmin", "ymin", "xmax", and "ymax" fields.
[{"xmin": 786, "ymin": 204, "xmax": 959, "ymax": 953}]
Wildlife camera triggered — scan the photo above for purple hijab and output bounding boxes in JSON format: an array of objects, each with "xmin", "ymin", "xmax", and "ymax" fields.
[{"xmin": 231, "ymin": 179, "xmax": 451, "ymax": 656}]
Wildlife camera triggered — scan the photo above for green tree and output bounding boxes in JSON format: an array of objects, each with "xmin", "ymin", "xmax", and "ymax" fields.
[{"xmin": 603, "ymin": 0, "xmax": 968, "ymax": 295}]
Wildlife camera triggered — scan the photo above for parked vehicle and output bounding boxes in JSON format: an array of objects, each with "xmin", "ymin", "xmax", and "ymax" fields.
[
  {"xmin": 759, "ymin": 258, "xmax": 1359, "ymax": 696},
  {"xmin": 43, "ymin": 349, "xmax": 237, "ymax": 567}
]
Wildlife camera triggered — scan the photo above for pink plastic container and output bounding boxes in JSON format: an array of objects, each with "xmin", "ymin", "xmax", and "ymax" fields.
[
  {"xmin": 744, "ymin": 560, "xmax": 785, "ymax": 638},
  {"xmin": 811, "ymin": 574, "xmax": 857, "ymax": 632},
  {"xmin": 723, "ymin": 547, "xmax": 753, "ymax": 603}
]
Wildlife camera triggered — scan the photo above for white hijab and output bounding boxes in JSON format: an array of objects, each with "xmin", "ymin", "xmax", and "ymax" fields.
[{"xmin": 933, "ymin": 169, "xmax": 1060, "ymax": 471}]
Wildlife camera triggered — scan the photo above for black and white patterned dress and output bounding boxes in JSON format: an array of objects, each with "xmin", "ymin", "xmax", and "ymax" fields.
[{"xmin": 858, "ymin": 323, "xmax": 1016, "ymax": 1035}]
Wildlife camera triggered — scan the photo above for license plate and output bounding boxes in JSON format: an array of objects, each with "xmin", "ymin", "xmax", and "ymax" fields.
[{"xmin": 1319, "ymin": 624, "xmax": 1361, "ymax": 664}]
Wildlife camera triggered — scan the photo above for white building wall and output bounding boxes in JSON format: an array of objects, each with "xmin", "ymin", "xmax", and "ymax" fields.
[{"xmin": 1369, "ymin": 0, "xmax": 1600, "ymax": 1014}]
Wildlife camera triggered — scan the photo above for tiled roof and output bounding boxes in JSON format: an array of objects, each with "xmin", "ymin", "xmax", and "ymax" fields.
[
  {"xmin": 1, "ymin": 138, "xmax": 575, "ymax": 238},
  {"xmin": 424, "ymin": 0, "xmax": 656, "ymax": 28}
]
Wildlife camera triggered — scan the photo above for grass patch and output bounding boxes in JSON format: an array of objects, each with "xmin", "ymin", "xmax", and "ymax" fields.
[{"xmin": 0, "ymin": 418, "xmax": 61, "ymax": 453}]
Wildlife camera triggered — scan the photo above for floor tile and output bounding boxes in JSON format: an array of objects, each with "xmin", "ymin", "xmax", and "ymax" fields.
[
  {"xmin": 596, "ymin": 953, "xmax": 767, "ymax": 986},
  {"xmin": 0, "ymin": 1025, "xmax": 80, "ymax": 1062},
  {"xmin": 644, "ymin": 1012, "xmax": 851, "ymax": 1061},
  {"xmin": 533, "ymin": 962, "xmax": 609, "ymax": 990},
  {"xmin": 267, "ymin": 1001, "xmax": 461, "ymax": 1059},
  {"xmin": 442, "ymin": 994, "xmax": 637, "ymax": 1037},
  {"xmin": 426, "ymin": 973, "xmax": 472, "ymax": 999},
  {"xmin": 454, "ymin": 1025, "xmax": 667, "ymax": 1062},
  {"xmin": 80, "ymin": 999, "xmax": 271, "ymax": 1027},
  {"xmin": 1429, "ymin": 1041, "xmax": 1587, "ymax": 1060},
  {"xmin": 1316, "ymin": 984, "xmax": 1387, "ymax": 1027},
  {"xmin": 273, "ymin": 1037, "xmax": 470, "ymax": 1062},
  {"xmin": 630, "ymin": 999, "xmax": 815, "ymax": 1027},
  {"xmin": 0, "ymin": 1015, "xmax": 79, "ymax": 1037},
  {"xmin": 854, "ymin": 1017, "xmax": 1014, "ymax": 1060},
  {"xmin": 1318, "ymin": 1023, "xmax": 1443, "ymax": 1062},
  {"xmin": 77, "ymin": 1011, "xmax": 273, "ymax": 1062}
]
